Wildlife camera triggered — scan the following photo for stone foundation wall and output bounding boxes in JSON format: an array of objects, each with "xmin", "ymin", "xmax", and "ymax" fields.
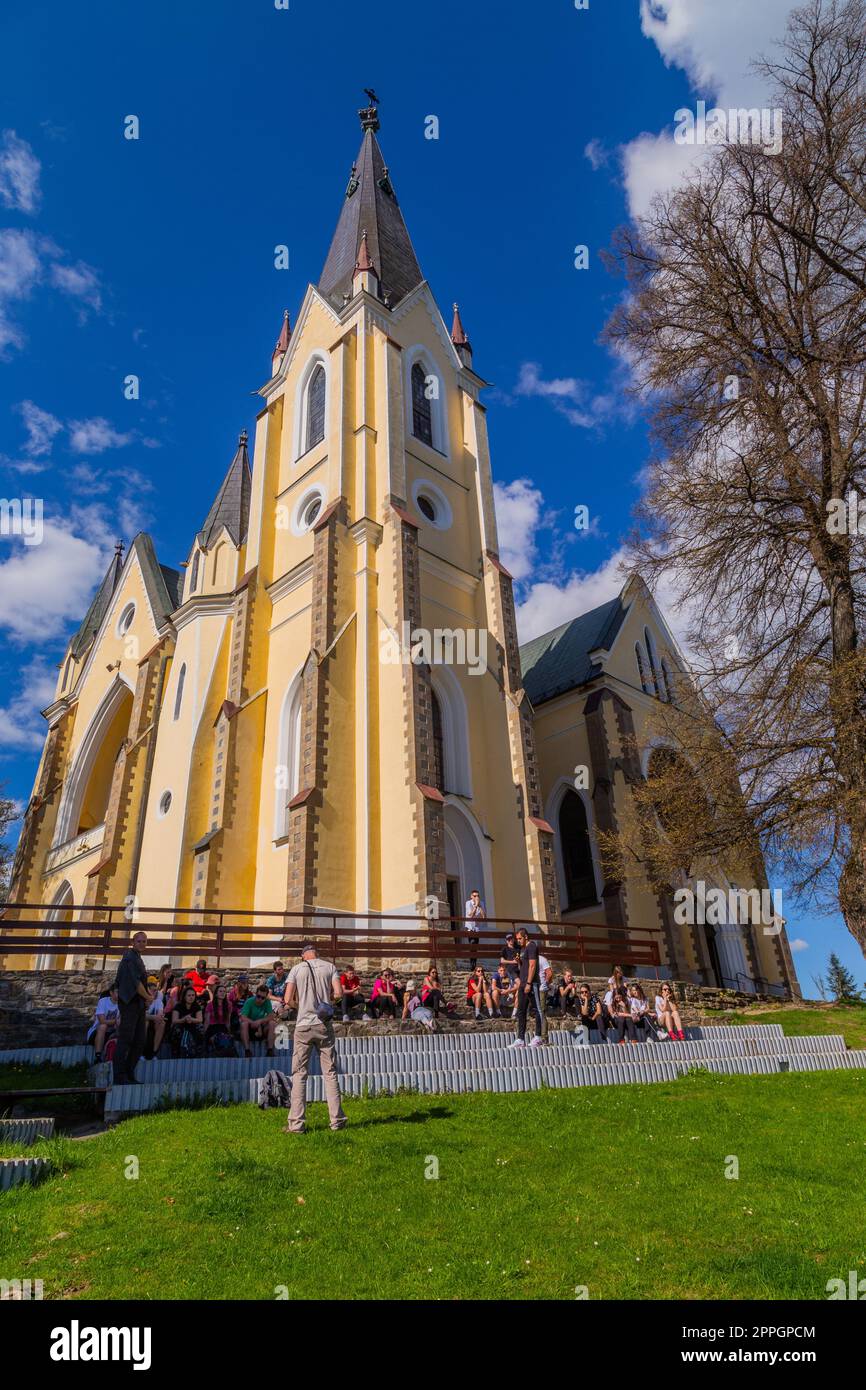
[{"xmin": 0, "ymin": 967, "xmax": 786, "ymax": 1051}]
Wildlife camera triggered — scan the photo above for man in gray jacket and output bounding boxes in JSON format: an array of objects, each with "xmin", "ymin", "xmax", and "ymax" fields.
[{"xmin": 283, "ymin": 943, "xmax": 346, "ymax": 1134}]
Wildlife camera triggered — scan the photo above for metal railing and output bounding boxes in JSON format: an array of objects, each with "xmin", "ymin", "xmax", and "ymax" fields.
[{"xmin": 0, "ymin": 902, "xmax": 664, "ymax": 974}]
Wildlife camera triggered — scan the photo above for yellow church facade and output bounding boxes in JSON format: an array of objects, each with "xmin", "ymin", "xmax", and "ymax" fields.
[{"xmin": 4, "ymin": 106, "xmax": 799, "ymax": 997}]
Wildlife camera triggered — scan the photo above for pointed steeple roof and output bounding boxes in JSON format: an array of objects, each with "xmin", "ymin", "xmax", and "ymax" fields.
[
  {"xmin": 354, "ymin": 228, "xmax": 376, "ymax": 276},
  {"xmin": 318, "ymin": 107, "xmax": 424, "ymax": 310},
  {"xmin": 70, "ymin": 541, "xmax": 125, "ymax": 659},
  {"xmin": 451, "ymin": 302, "xmax": 469, "ymax": 348},
  {"xmin": 197, "ymin": 430, "xmax": 253, "ymax": 550},
  {"xmin": 273, "ymin": 309, "xmax": 291, "ymax": 357}
]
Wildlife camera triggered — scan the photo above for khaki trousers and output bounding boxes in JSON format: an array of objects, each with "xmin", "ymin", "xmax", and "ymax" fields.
[{"xmin": 288, "ymin": 1017, "xmax": 347, "ymax": 1132}]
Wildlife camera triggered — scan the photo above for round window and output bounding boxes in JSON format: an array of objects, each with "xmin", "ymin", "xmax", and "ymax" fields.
[
  {"xmin": 117, "ymin": 602, "xmax": 135, "ymax": 636},
  {"xmin": 158, "ymin": 790, "xmax": 172, "ymax": 818},
  {"xmin": 303, "ymin": 496, "xmax": 322, "ymax": 529},
  {"xmin": 411, "ymin": 479, "xmax": 452, "ymax": 531},
  {"xmin": 292, "ymin": 488, "xmax": 326, "ymax": 536}
]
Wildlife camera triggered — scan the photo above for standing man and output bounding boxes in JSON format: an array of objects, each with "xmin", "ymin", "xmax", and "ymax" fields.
[
  {"xmin": 464, "ymin": 888, "xmax": 486, "ymax": 970},
  {"xmin": 508, "ymin": 927, "xmax": 544, "ymax": 1049},
  {"xmin": 283, "ymin": 942, "xmax": 346, "ymax": 1134},
  {"xmin": 114, "ymin": 930, "xmax": 150, "ymax": 1084}
]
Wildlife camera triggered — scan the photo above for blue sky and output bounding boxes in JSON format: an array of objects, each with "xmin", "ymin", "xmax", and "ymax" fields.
[{"xmin": 0, "ymin": 0, "xmax": 861, "ymax": 993}]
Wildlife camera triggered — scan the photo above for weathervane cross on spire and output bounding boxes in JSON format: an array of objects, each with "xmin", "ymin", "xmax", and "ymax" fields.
[{"xmin": 359, "ymin": 88, "xmax": 381, "ymax": 132}]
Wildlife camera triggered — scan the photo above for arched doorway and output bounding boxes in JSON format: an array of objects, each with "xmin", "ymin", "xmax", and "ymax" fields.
[
  {"xmin": 53, "ymin": 677, "xmax": 134, "ymax": 846},
  {"xmin": 36, "ymin": 881, "xmax": 74, "ymax": 970},
  {"xmin": 443, "ymin": 801, "xmax": 490, "ymax": 950}
]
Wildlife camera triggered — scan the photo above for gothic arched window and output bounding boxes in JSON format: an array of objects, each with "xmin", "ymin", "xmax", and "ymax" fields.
[
  {"xmin": 190, "ymin": 551, "xmax": 200, "ymax": 594},
  {"xmin": 411, "ymin": 362, "xmax": 433, "ymax": 446},
  {"xmin": 636, "ymin": 642, "xmax": 651, "ymax": 695},
  {"xmin": 431, "ymin": 688, "xmax": 445, "ymax": 793},
  {"xmin": 644, "ymin": 626, "xmax": 662, "ymax": 698},
  {"xmin": 661, "ymin": 657, "xmax": 674, "ymax": 704},
  {"xmin": 275, "ymin": 679, "xmax": 303, "ymax": 839},
  {"xmin": 306, "ymin": 364, "xmax": 326, "ymax": 452},
  {"xmin": 559, "ymin": 790, "xmax": 597, "ymax": 909},
  {"xmin": 173, "ymin": 663, "xmax": 186, "ymax": 721}
]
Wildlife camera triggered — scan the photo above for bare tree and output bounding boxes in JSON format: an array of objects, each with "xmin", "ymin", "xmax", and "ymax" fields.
[{"xmin": 603, "ymin": 0, "xmax": 866, "ymax": 957}]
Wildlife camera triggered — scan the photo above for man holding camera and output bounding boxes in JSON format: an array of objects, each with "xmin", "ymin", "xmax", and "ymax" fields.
[{"xmin": 283, "ymin": 942, "xmax": 346, "ymax": 1134}]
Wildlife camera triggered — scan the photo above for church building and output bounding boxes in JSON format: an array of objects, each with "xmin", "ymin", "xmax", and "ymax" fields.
[{"xmin": 5, "ymin": 104, "xmax": 799, "ymax": 997}]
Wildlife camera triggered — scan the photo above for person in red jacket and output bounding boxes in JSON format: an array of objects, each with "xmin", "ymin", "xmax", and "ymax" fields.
[{"xmin": 339, "ymin": 967, "xmax": 364, "ymax": 1022}]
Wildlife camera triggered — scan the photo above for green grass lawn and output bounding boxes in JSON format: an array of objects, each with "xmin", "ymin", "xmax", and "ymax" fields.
[
  {"xmin": 2, "ymin": 1070, "xmax": 865, "ymax": 1301},
  {"xmin": 706, "ymin": 1001, "xmax": 866, "ymax": 1050}
]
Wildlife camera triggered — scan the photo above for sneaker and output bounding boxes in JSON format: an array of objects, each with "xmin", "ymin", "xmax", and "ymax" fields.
[
  {"xmin": 507, "ymin": 1038, "xmax": 526, "ymax": 1049},
  {"xmin": 528, "ymin": 1036, "xmax": 543, "ymax": 1048}
]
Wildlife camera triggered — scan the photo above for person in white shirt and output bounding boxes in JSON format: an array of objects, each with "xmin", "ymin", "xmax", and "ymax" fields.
[
  {"xmin": 464, "ymin": 889, "xmax": 486, "ymax": 968},
  {"xmin": 87, "ymin": 986, "xmax": 119, "ymax": 1061},
  {"xmin": 144, "ymin": 981, "xmax": 166, "ymax": 1059},
  {"xmin": 655, "ymin": 982, "xmax": 685, "ymax": 1041}
]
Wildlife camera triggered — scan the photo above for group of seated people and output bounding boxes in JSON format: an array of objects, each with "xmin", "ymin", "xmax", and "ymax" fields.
[
  {"xmin": 85, "ymin": 949, "xmax": 688, "ymax": 1061},
  {"xmin": 463, "ymin": 947, "xmax": 687, "ymax": 1042}
]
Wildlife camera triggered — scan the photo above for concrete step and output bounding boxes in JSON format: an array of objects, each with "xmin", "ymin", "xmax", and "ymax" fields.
[
  {"xmin": 0, "ymin": 1117, "xmax": 55, "ymax": 1146},
  {"xmin": 96, "ymin": 1028, "xmax": 848, "ymax": 1086},
  {"xmin": 0, "ymin": 1157, "xmax": 49, "ymax": 1190},
  {"xmin": 0, "ymin": 1044, "xmax": 94, "ymax": 1067},
  {"xmin": 102, "ymin": 1048, "xmax": 866, "ymax": 1117}
]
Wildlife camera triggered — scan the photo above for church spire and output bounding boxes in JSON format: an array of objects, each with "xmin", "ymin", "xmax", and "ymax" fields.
[
  {"xmin": 271, "ymin": 309, "xmax": 291, "ymax": 375},
  {"xmin": 197, "ymin": 430, "xmax": 252, "ymax": 550},
  {"xmin": 451, "ymin": 302, "xmax": 472, "ymax": 366},
  {"xmin": 318, "ymin": 98, "xmax": 424, "ymax": 311}
]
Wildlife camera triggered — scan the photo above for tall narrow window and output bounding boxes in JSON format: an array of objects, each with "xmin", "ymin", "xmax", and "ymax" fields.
[
  {"xmin": 173, "ymin": 663, "xmax": 186, "ymax": 720},
  {"xmin": 306, "ymin": 364, "xmax": 326, "ymax": 452},
  {"xmin": 275, "ymin": 680, "xmax": 304, "ymax": 839},
  {"xmin": 412, "ymin": 361, "xmax": 433, "ymax": 446},
  {"xmin": 644, "ymin": 627, "xmax": 661, "ymax": 698},
  {"xmin": 431, "ymin": 689, "xmax": 445, "ymax": 793},
  {"xmin": 636, "ymin": 642, "xmax": 651, "ymax": 695},
  {"xmin": 62, "ymin": 655, "xmax": 73, "ymax": 692},
  {"xmin": 661, "ymin": 658, "xmax": 674, "ymax": 705},
  {"xmin": 190, "ymin": 551, "xmax": 200, "ymax": 594},
  {"xmin": 559, "ymin": 791, "xmax": 597, "ymax": 909}
]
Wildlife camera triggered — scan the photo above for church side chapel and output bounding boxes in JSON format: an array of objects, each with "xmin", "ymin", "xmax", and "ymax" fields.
[{"xmin": 5, "ymin": 102, "xmax": 799, "ymax": 998}]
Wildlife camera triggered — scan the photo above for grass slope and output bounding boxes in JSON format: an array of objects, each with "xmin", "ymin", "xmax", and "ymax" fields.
[
  {"xmin": 2, "ymin": 1071, "xmax": 865, "ymax": 1301},
  {"xmin": 707, "ymin": 1002, "xmax": 866, "ymax": 1050}
]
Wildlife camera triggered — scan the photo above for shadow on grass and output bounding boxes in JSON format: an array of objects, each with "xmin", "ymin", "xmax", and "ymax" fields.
[{"xmin": 338, "ymin": 1105, "xmax": 455, "ymax": 1130}]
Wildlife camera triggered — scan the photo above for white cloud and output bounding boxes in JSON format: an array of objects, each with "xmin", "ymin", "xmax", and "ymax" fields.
[
  {"xmin": 584, "ymin": 138, "xmax": 610, "ymax": 171},
  {"xmin": 0, "ymin": 519, "xmax": 109, "ymax": 644},
  {"xmin": 0, "ymin": 130, "xmax": 41, "ymax": 214},
  {"xmin": 18, "ymin": 399, "xmax": 62, "ymax": 458},
  {"xmin": 493, "ymin": 478, "xmax": 549, "ymax": 582},
  {"xmin": 0, "ymin": 228, "xmax": 102, "ymax": 356},
  {"xmin": 511, "ymin": 361, "xmax": 632, "ymax": 431},
  {"xmin": 515, "ymin": 548, "xmax": 630, "ymax": 643},
  {"xmin": 620, "ymin": 0, "xmax": 800, "ymax": 218},
  {"xmin": 68, "ymin": 417, "xmax": 132, "ymax": 454},
  {"xmin": 0, "ymin": 228, "xmax": 41, "ymax": 355},
  {"xmin": 620, "ymin": 130, "xmax": 709, "ymax": 220},
  {"xmin": 788, "ymin": 937, "xmax": 810, "ymax": 953},
  {"xmin": 49, "ymin": 258, "xmax": 102, "ymax": 313},
  {"xmin": 0, "ymin": 656, "xmax": 57, "ymax": 753}
]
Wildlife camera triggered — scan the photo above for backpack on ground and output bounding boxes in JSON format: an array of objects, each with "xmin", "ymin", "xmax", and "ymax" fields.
[{"xmin": 257, "ymin": 1069, "xmax": 292, "ymax": 1109}]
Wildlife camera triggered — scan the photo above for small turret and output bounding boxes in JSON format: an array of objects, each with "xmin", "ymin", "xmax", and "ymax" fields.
[
  {"xmin": 271, "ymin": 309, "xmax": 291, "ymax": 376},
  {"xmin": 451, "ymin": 303, "xmax": 472, "ymax": 367}
]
